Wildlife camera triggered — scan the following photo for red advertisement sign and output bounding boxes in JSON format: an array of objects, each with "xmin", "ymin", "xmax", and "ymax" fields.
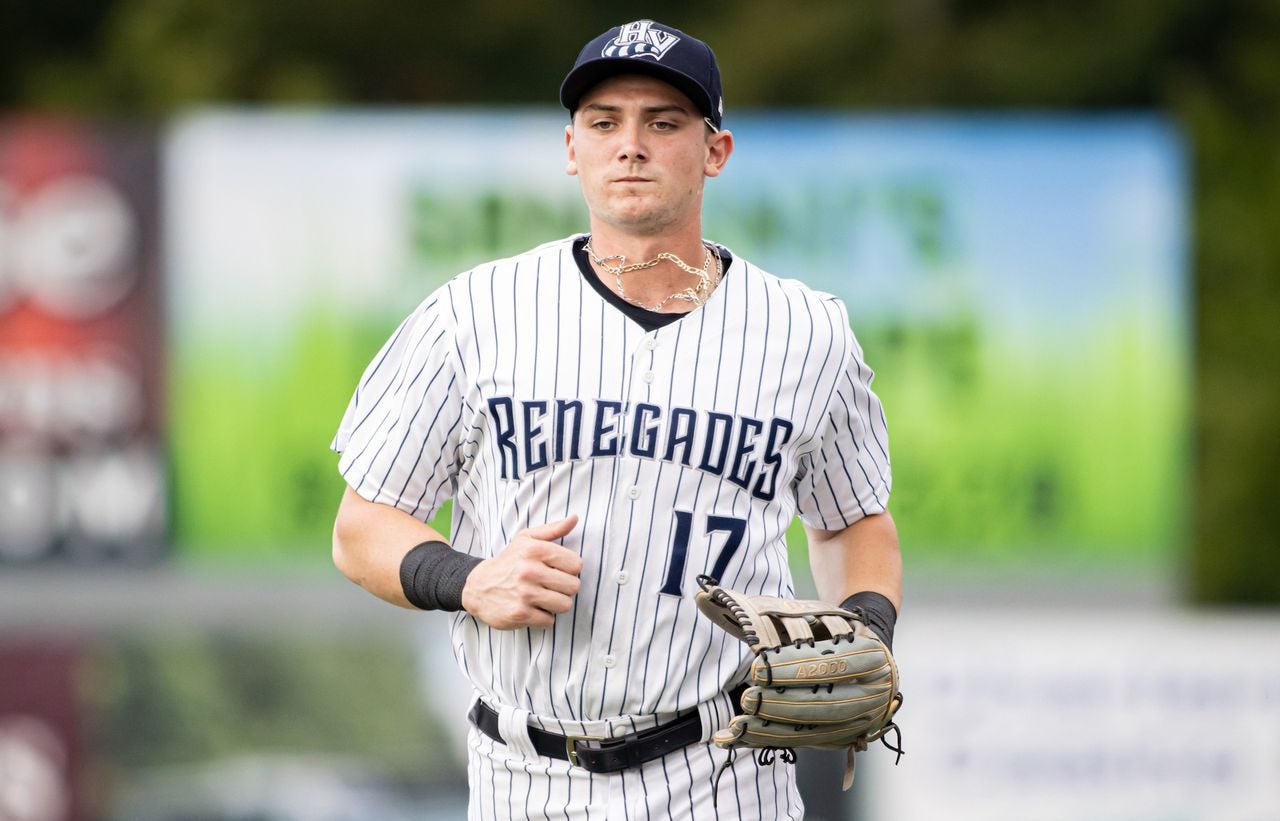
[
  {"xmin": 0, "ymin": 120, "xmax": 165, "ymax": 563},
  {"xmin": 0, "ymin": 641, "xmax": 83, "ymax": 821}
]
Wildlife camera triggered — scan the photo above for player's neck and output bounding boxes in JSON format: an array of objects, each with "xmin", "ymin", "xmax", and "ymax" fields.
[{"xmin": 585, "ymin": 223, "xmax": 707, "ymax": 269}]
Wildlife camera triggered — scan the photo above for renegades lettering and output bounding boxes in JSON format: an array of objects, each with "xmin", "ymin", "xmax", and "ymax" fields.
[{"xmin": 486, "ymin": 396, "xmax": 794, "ymax": 502}]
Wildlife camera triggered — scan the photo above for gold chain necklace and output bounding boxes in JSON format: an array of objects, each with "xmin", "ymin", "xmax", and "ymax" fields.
[{"xmin": 584, "ymin": 237, "xmax": 724, "ymax": 312}]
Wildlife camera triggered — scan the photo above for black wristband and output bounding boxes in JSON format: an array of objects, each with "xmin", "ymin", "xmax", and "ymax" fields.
[
  {"xmin": 399, "ymin": 540, "xmax": 483, "ymax": 611},
  {"xmin": 840, "ymin": 591, "xmax": 898, "ymax": 651}
]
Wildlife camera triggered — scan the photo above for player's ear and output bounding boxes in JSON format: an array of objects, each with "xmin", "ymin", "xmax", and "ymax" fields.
[
  {"xmin": 565, "ymin": 124, "xmax": 578, "ymax": 176},
  {"xmin": 704, "ymin": 129, "xmax": 733, "ymax": 178}
]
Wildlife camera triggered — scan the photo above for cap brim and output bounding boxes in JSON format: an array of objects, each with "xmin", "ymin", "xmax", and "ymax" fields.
[{"xmin": 560, "ymin": 59, "xmax": 716, "ymax": 126}]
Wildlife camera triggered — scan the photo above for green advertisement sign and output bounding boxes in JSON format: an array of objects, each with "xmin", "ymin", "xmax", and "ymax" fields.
[{"xmin": 166, "ymin": 112, "xmax": 1187, "ymax": 569}]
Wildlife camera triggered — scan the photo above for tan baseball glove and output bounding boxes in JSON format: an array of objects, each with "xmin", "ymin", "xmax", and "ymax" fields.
[{"xmin": 695, "ymin": 576, "xmax": 904, "ymax": 789}]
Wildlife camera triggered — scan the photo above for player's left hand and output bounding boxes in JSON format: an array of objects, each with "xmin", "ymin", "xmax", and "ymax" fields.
[{"xmin": 695, "ymin": 578, "xmax": 904, "ymax": 789}]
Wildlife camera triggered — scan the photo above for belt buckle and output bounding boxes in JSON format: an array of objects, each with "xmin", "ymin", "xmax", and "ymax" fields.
[{"xmin": 564, "ymin": 734, "xmax": 606, "ymax": 768}]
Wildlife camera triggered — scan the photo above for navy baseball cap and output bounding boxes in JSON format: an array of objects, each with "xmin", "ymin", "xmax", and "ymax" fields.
[{"xmin": 560, "ymin": 20, "xmax": 724, "ymax": 130}]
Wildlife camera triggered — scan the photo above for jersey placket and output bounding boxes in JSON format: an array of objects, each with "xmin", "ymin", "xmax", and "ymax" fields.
[{"xmin": 588, "ymin": 329, "xmax": 662, "ymax": 717}]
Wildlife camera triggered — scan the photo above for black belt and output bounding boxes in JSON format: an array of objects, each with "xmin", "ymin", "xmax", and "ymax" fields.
[{"xmin": 468, "ymin": 701, "xmax": 704, "ymax": 773}]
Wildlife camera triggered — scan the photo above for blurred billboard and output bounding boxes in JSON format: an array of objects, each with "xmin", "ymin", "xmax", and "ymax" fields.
[
  {"xmin": 0, "ymin": 641, "xmax": 83, "ymax": 821},
  {"xmin": 163, "ymin": 110, "xmax": 1189, "ymax": 572},
  {"xmin": 870, "ymin": 607, "xmax": 1280, "ymax": 821},
  {"xmin": 0, "ymin": 121, "xmax": 166, "ymax": 565}
]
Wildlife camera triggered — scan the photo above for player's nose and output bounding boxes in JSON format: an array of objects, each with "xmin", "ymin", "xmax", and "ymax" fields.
[{"xmin": 616, "ymin": 122, "xmax": 648, "ymax": 162}]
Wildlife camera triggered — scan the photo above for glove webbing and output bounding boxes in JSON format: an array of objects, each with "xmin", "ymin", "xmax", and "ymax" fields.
[{"xmin": 696, "ymin": 575, "xmax": 858, "ymax": 650}]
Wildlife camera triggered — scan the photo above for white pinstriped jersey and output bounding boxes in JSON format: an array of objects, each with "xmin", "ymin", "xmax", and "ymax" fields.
[{"xmin": 333, "ymin": 233, "xmax": 890, "ymax": 731}]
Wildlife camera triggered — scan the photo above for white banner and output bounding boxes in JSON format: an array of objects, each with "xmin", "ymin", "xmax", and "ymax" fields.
[{"xmin": 864, "ymin": 607, "xmax": 1280, "ymax": 821}]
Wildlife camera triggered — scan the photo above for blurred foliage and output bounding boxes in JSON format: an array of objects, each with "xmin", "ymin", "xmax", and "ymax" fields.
[
  {"xmin": 169, "ymin": 309, "xmax": 389, "ymax": 558},
  {"xmin": 84, "ymin": 633, "xmax": 450, "ymax": 777},
  {"xmin": 3, "ymin": 0, "xmax": 1277, "ymax": 601},
  {"xmin": 861, "ymin": 313, "xmax": 1187, "ymax": 567}
]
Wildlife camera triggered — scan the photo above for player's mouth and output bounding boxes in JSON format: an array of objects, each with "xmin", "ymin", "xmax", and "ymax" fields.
[{"xmin": 612, "ymin": 176, "xmax": 652, "ymax": 184}]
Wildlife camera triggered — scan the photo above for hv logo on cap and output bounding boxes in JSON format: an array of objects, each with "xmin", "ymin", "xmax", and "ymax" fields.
[{"xmin": 603, "ymin": 20, "xmax": 680, "ymax": 60}]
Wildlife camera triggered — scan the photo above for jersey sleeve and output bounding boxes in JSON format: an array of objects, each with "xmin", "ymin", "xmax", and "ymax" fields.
[
  {"xmin": 331, "ymin": 292, "xmax": 466, "ymax": 521},
  {"xmin": 793, "ymin": 317, "xmax": 892, "ymax": 531}
]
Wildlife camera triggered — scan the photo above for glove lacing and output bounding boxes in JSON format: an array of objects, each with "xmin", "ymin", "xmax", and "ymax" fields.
[
  {"xmin": 843, "ymin": 692, "xmax": 906, "ymax": 789},
  {"xmin": 711, "ymin": 746, "xmax": 797, "ymax": 812},
  {"xmin": 697, "ymin": 574, "xmax": 764, "ymax": 648}
]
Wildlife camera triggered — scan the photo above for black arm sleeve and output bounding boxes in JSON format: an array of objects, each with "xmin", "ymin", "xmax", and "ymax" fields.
[{"xmin": 840, "ymin": 591, "xmax": 898, "ymax": 652}]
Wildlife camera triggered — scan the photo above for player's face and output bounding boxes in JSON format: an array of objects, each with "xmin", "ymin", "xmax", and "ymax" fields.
[{"xmin": 566, "ymin": 74, "xmax": 732, "ymax": 237}]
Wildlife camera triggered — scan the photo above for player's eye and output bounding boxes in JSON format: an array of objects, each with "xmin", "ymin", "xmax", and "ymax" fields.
[
  {"xmin": 651, "ymin": 121, "xmax": 676, "ymax": 131},
  {"xmin": 591, "ymin": 120, "xmax": 617, "ymax": 131}
]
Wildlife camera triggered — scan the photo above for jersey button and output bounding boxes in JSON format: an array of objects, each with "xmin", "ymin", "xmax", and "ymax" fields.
[
  {"xmin": 615, "ymin": 571, "xmax": 629, "ymax": 584},
  {"xmin": 602, "ymin": 654, "xmax": 617, "ymax": 668},
  {"xmin": 642, "ymin": 371, "xmax": 655, "ymax": 384},
  {"xmin": 644, "ymin": 338, "xmax": 658, "ymax": 351},
  {"xmin": 627, "ymin": 487, "xmax": 641, "ymax": 500}
]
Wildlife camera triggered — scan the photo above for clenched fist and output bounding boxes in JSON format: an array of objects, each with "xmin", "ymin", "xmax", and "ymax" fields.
[{"xmin": 461, "ymin": 516, "xmax": 583, "ymax": 629}]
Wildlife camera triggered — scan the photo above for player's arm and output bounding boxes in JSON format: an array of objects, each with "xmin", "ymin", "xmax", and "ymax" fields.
[
  {"xmin": 805, "ymin": 510, "xmax": 902, "ymax": 645},
  {"xmin": 332, "ymin": 485, "xmax": 449, "ymax": 609},
  {"xmin": 332, "ymin": 485, "xmax": 584, "ymax": 628}
]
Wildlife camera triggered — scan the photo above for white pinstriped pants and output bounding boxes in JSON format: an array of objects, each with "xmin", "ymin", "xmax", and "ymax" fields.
[{"xmin": 465, "ymin": 723, "xmax": 803, "ymax": 820}]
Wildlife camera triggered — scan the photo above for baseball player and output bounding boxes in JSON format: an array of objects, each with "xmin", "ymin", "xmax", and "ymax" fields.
[{"xmin": 332, "ymin": 19, "xmax": 902, "ymax": 820}]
